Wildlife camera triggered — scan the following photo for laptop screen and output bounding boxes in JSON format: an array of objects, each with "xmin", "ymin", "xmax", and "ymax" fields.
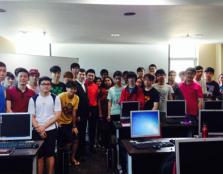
[
  {"xmin": 166, "ymin": 100, "xmax": 186, "ymax": 118},
  {"xmin": 0, "ymin": 113, "xmax": 32, "ymax": 140},
  {"xmin": 130, "ymin": 110, "xmax": 160, "ymax": 138},
  {"xmin": 121, "ymin": 101, "xmax": 140, "ymax": 119},
  {"xmin": 204, "ymin": 101, "xmax": 222, "ymax": 110}
]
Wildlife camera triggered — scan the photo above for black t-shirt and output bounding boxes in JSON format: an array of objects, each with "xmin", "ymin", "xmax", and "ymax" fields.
[
  {"xmin": 143, "ymin": 87, "xmax": 160, "ymax": 110},
  {"xmin": 206, "ymin": 81, "xmax": 220, "ymax": 100},
  {"xmin": 51, "ymin": 82, "xmax": 66, "ymax": 95}
]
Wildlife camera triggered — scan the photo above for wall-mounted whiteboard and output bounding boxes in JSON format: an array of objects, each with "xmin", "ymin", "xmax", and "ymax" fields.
[{"xmin": 0, "ymin": 53, "xmax": 78, "ymax": 78}]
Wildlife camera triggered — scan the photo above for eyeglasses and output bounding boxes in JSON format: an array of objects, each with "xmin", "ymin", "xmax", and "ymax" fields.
[{"xmin": 40, "ymin": 83, "xmax": 51, "ymax": 86}]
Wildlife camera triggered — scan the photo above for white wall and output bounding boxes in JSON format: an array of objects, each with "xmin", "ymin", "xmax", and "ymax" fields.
[
  {"xmin": 0, "ymin": 53, "xmax": 78, "ymax": 78},
  {"xmin": 52, "ymin": 44, "xmax": 168, "ymax": 76}
]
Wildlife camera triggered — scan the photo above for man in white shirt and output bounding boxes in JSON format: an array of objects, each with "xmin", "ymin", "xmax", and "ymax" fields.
[
  {"xmin": 28, "ymin": 76, "xmax": 61, "ymax": 174},
  {"xmin": 194, "ymin": 65, "xmax": 207, "ymax": 96}
]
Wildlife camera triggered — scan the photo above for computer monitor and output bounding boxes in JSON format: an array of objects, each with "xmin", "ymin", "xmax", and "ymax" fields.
[
  {"xmin": 130, "ymin": 110, "xmax": 160, "ymax": 138},
  {"xmin": 166, "ymin": 100, "xmax": 186, "ymax": 118},
  {"xmin": 198, "ymin": 110, "xmax": 223, "ymax": 136},
  {"xmin": 121, "ymin": 101, "xmax": 140, "ymax": 119},
  {"xmin": 176, "ymin": 138, "xmax": 223, "ymax": 174},
  {"xmin": 0, "ymin": 113, "xmax": 32, "ymax": 140},
  {"xmin": 204, "ymin": 100, "xmax": 222, "ymax": 110}
]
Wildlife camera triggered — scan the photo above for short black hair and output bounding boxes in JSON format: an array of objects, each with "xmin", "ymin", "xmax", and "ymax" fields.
[
  {"xmin": 137, "ymin": 67, "xmax": 145, "ymax": 72},
  {"xmin": 66, "ymin": 80, "xmax": 77, "ymax": 89},
  {"xmin": 205, "ymin": 67, "xmax": 215, "ymax": 74},
  {"xmin": 94, "ymin": 77, "xmax": 102, "ymax": 83},
  {"xmin": 6, "ymin": 72, "xmax": 15, "ymax": 80},
  {"xmin": 155, "ymin": 69, "xmax": 166, "ymax": 76},
  {"xmin": 113, "ymin": 71, "xmax": 122, "ymax": 78},
  {"xmin": 79, "ymin": 68, "xmax": 86, "ymax": 73},
  {"xmin": 14, "ymin": 67, "xmax": 23, "ymax": 76},
  {"xmin": 70, "ymin": 63, "xmax": 80, "ymax": 70},
  {"xmin": 195, "ymin": 65, "xmax": 203, "ymax": 71},
  {"xmin": 127, "ymin": 71, "xmax": 137, "ymax": 80},
  {"xmin": 144, "ymin": 73, "xmax": 155, "ymax": 81},
  {"xmin": 39, "ymin": 76, "xmax": 51, "ymax": 85},
  {"xmin": 100, "ymin": 69, "xmax": 109, "ymax": 76},
  {"xmin": 168, "ymin": 70, "xmax": 176, "ymax": 76},
  {"xmin": 15, "ymin": 67, "xmax": 29, "ymax": 77},
  {"xmin": 149, "ymin": 64, "xmax": 157, "ymax": 69},
  {"xmin": 50, "ymin": 65, "xmax": 61, "ymax": 73},
  {"xmin": 0, "ymin": 61, "xmax": 6, "ymax": 68},
  {"xmin": 185, "ymin": 67, "xmax": 196, "ymax": 74},
  {"xmin": 86, "ymin": 69, "xmax": 96, "ymax": 75},
  {"xmin": 122, "ymin": 71, "xmax": 128, "ymax": 77}
]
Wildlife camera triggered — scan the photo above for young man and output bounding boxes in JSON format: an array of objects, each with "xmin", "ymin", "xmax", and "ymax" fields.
[
  {"xmin": 122, "ymin": 71, "xmax": 128, "ymax": 86},
  {"xmin": 204, "ymin": 67, "xmax": 220, "ymax": 100},
  {"xmin": 100, "ymin": 69, "xmax": 109, "ymax": 81},
  {"xmin": 148, "ymin": 64, "xmax": 157, "ymax": 75},
  {"xmin": 167, "ymin": 70, "xmax": 184, "ymax": 100},
  {"xmin": 6, "ymin": 68, "xmax": 35, "ymax": 112},
  {"xmin": 85, "ymin": 69, "xmax": 99, "ymax": 152},
  {"xmin": 27, "ymin": 69, "xmax": 40, "ymax": 94},
  {"xmin": 179, "ymin": 67, "xmax": 203, "ymax": 118},
  {"xmin": 194, "ymin": 65, "xmax": 207, "ymax": 96},
  {"xmin": 136, "ymin": 67, "xmax": 145, "ymax": 80},
  {"xmin": 63, "ymin": 71, "xmax": 74, "ymax": 84},
  {"xmin": 119, "ymin": 71, "xmax": 144, "ymax": 109},
  {"xmin": 0, "ymin": 62, "xmax": 7, "ymax": 113},
  {"xmin": 75, "ymin": 68, "xmax": 89, "ymax": 157},
  {"xmin": 28, "ymin": 76, "xmax": 61, "ymax": 174},
  {"xmin": 143, "ymin": 73, "xmax": 159, "ymax": 110},
  {"xmin": 107, "ymin": 71, "xmax": 123, "ymax": 121},
  {"xmin": 50, "ymin": 65, "xmax": 66, "ymax": 95},
  {"xmin": 153, "ymin": 69, "xmax": 174, "ymax": 112},
  {"xmin": 3, "ymin": 72, "xmax": 15, "ymax": 90},
  {"xmin": 58, "ymin": 80, "xmax": 80, "ymax": 166},
  {"xmin": 70, "ymin": 63, "xmax": 80, "ymax": 81}
]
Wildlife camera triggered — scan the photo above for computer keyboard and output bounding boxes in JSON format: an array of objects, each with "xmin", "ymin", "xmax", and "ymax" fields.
[
  {"xmin": 132, "ymin": 141, "xmax": 174, "ymax": 150},
  {"xmin": 0, "ymin": 141, "xmax": 39, "ymax": 149}
]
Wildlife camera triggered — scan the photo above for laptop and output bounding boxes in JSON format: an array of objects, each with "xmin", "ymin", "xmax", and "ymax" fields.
[{"xmin": 120, "ymin": 101, "xmax": 140, "ymax": 127}]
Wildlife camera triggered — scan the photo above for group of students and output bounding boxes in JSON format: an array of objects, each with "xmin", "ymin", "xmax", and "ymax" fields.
[{"xmin": 0, "ymin": 61, "xmax": 223, "ymax": 174}]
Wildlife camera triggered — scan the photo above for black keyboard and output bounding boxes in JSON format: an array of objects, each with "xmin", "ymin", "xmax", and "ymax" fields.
[
  {"xmin": 132, "ymin": 141, "xmax": 174, "ymax": 150},
  {"xmin": 0, "ymin": 141, "xmax": 39, "ymax": 149}
]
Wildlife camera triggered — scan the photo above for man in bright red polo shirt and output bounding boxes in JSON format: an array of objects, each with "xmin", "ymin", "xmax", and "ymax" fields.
[
  {"xmin": 6, "ymin": 68, "xmax": 35, "ymax": 112},
  {"xmin": 179, "ymin": 67, "xmax": 203, "ymax": 119},
  {"xmin": 85, "ymin": 69, "xmax": 98, "ymax": 153}
]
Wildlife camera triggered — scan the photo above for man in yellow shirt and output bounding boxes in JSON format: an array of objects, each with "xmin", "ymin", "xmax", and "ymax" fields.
[{"xmin": 58, "ymin": 80, "xmax": 80, "ymax": 167}]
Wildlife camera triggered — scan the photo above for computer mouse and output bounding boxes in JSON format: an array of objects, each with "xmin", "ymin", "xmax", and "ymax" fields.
[{"xmin": 32, "ymin": 143, "xmax": 39, "ymax": 149}]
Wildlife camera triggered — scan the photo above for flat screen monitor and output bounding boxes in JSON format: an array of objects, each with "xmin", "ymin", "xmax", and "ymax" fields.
[
  {"xmin": 130, "ymin": 110, "xmax": 160, "ymax": 138},
  {"xmin": 176, "ymin": 138, "xmax": 223, "ymax": 174},
  {"xmin": 199, "ymin": 110, "xmax": 223, "ymax": 136},
  {"xmin": 121, "ymin": 101, "xmax": 140, "ymax": 119},
  {"xmin": 166, "ymin": 100, "xmax": 186, "ymax": 118},
  {"xmin": 204, "ymin": 100, "xmax": 222, "ymax": 110},
  {"xmin": 0, "ymin": 112, "xmax": 32, "ymax": 140}
]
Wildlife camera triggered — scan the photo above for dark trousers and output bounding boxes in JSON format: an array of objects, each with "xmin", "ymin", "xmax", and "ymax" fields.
[
  {"xmin": 88, "ymin": 106, "xmax": 98, "ymax": 148},
  {"xmin": 77, "ymin": 112, "xmax": 88, "ymax": 156}
]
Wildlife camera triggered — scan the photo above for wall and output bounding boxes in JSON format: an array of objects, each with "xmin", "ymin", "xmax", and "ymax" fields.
[
  {"xmin": 51, "ymin": 43, "xmax": 169, "ymax": 76},
  {"xmin": 0, "ymin": 37, "xmax": 16, "ymax": 53}
]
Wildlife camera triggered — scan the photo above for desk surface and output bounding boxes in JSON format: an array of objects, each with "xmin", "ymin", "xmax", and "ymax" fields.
[
  {"xmin": 121, "ymin": 138, "xmax": 191, "ymax": 155},
  {"xmin": 0, "ymin": 141, "xmax": 43, "ymax": 157}
]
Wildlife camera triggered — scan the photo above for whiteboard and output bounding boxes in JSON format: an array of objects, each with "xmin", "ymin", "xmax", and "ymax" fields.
[{"xmin": 0, "ymin": 53, "xmax": 78, "ymax": 79}]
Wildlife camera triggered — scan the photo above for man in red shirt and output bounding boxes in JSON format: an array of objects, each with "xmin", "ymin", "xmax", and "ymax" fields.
[
  {"xmin": 179, "ymin": 67, "xmax": 203, "ymax": 118},
  {"xmin": 85, "ymin": 69, "xmax": 99, "ymax": 153},
  {"xmin": 119, "ymin": 71, "xmax": 144, "ymax": 109},
  {"xmin": 6, "ymin": 68, "xmax": 35, "ymax": 112}
]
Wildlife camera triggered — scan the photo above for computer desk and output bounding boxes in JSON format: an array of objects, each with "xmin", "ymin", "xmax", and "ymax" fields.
[
  {"xmin": 0, "ymin": 141, "xmax": 43, "ymax": 174},
  {"xmin": 122, "ymin": 138, "xmax": 189, "ymax": 174},
  {"xmin": 113, "ymin": 121, "xmax": 197, "ymax": 172}
]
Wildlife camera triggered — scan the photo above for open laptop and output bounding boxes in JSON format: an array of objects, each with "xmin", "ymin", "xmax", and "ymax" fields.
[
  {"xmin": 120, "ymin": 101, "xmax": 140, "ymax": 127},
  {"xmin": 165, "ymin": 100, "xmax": 186, "ymax": 124}
]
